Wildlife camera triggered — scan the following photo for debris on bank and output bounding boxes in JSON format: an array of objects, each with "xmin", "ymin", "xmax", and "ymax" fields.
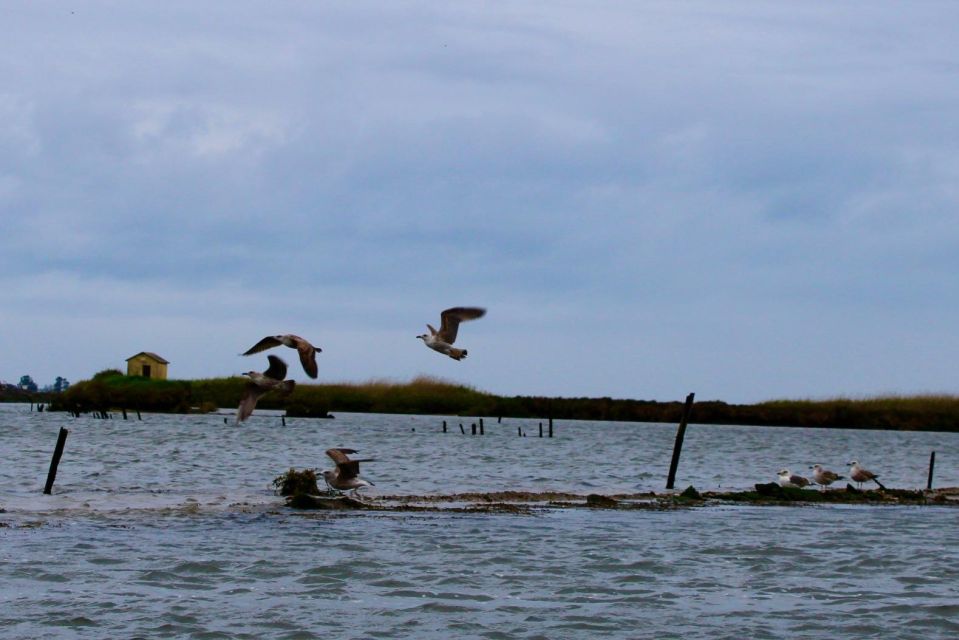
[{"xmin": 273, "ymin": 471, "xmax": 959, "ymax": 512}]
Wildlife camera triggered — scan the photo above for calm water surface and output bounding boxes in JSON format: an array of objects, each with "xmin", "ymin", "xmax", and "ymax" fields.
[{"xmin": 2, "ymin": 405, "xmax": 958, "ymax": 639}]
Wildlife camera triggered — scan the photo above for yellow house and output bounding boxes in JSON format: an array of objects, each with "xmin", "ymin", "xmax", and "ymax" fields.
[{"xmin": 126, "ymin": 352, "xmax": 170, "ymax": 380}]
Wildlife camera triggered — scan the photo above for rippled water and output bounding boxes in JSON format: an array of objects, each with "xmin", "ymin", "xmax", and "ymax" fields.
[{"xmin": 2, "ymin": 404, "xmax": 958, "ymax": 638}]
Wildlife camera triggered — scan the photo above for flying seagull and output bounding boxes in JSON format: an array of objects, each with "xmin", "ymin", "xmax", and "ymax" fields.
[
  {"xmin": 236, "ymin": 355, "xmax": 295, "ymax": 423},
  {"xmin": 322, "ymin": 448, "xmax": 375, "ymax": 496},
  {"xmin": 848, "ymin": 460, "xmax": 886, "ymax": 490},
  {"xmin": 810, "ymin": 464, "xmax": 844, "ymax": 491},
  {"xmin": 777, "ymin": 469, "xmax": 811, "ymax": 489},
  {"xmin": 417, "ymin": 307, "xmax": 486, "ymax": 361},
  {"xmin": 242, "ymin": 334, "xmax": 321, "ymax": 378}
]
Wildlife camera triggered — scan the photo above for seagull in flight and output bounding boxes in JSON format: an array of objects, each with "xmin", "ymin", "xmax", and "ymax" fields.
[
  {"xmin": 236, "ymin": 355, "xmax": 295, "ymax": 423},
  {"xmin": 848, "ymin": 460, "xmax": 886, "ymax": 490},
  {"xmin": 241, "ymin": 334, "xmax": 321, "ymax": 378},
  {"xmin": 322, "ymin": 448, "xmax": 375, "ymax": 496},
  {"xmin": 417, "ymin": 307, "xmax": 486, "ymax": 361}
]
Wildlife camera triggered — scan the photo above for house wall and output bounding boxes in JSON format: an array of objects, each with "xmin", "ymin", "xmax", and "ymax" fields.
[{"xmin": 126, "ymin": 357, "xmax": 168, "ymax": 380}]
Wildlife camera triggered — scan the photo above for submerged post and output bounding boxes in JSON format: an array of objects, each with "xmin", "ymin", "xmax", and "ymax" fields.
[
  {"xmin": 517, "ymin": 426, "xmax": 522, "ymax": 437},
  {"xmin": 666, "ymin": 393, "xmax": 696, "ymax": 490},
  {"xmin": 442, "ymin": 420, "xmax": 447, "ymax": 433},
  {"xmin": 927, "ymin": 451, "xmax": 936, "ymax": 490},
  {"xmin": 539, "ymin": 422, "xmax": 543, "ymax": 437},
  {"xmin": 43, "ymin": 427, "xmax": 69, "ymax": 495},
  {"xmin": 479, "ymin": 420, "xmax": 484, "ymax": 435},
  {"xmin": 137, "ymin": 410, "xmax": 142, "ymax": 420},
  {"xmin": 471, "ymin": 423, "xmax": 477, "ymax": 435},
  {"xmin": 122, "ymin": 408, "xmax": 128, "ymax": 420},
  {"xmin": 281, "ymin": 415, "xmax": 286, "ymax": 426},
  {"xmin": 459, "ymin": 423, "xmax": 465, "ymax": 434}
]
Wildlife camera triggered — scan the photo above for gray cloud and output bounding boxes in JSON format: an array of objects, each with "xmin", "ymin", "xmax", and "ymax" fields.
[{"xmin": 2, "ymin": 2, "xmax": 958, "ymax": 401}]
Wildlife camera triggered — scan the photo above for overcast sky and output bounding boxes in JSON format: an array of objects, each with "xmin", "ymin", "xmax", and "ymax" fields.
[{"xmin": 1, "ymin": 2, "xmax": 957, "ymax": 403}]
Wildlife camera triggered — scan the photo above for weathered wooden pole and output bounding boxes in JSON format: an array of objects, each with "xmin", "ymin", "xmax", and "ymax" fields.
[
  {"xmin": 927, "ymin": 451, "xmax": 936, "ymax": 490},
  {"xmin": 281, "ymin": 415, "xmax": 286, "ymax": 426},
  {"xmin": 479, "ymin": 420, "xmax": 484, "ymax": 435},
  {"xmin": 471, "ymin": 423, "xmax": 477, "ymax": 435},
  {"xmin": 497, "ymin": 416, "xmax": 502, "ymax": 424},
  {"xmin": 517, "ymin": 426, "xmax": 522, "ymax": 437},
  {"xmin": 666, "ymin": 393, "xmax": 695, "ymax": 490},
  {"xmin": 137, "ymin": 410, "xmax": 142, "ymax": 420},
  {"xmin": 539, "ymin": 422, "xmax": 543, "ymax": 437},
  {"xmin": 122, "ymin": 408, "xmax": 128, "ymax": 420},
  {"xmin": 442, "ymin": 420, "xmax": 447, "ymax": 433},
  {"xmin": 459, "ymin": 423, "xmax": 465, "ymax": 434},
  {"xmin": 43, "ymin": 427, "xmax": 69, "ymax": 495}
]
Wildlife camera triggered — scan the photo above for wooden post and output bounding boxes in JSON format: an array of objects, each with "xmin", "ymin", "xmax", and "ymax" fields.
[
  {"xmin": 517, "ymin": 426, "xmax": 522, "ymax": 437},
  {"xmin": 122, "ymin": 408, "xmax": 128, "ymax": 420},
  {"xmin": 442, "ymin": 420, "xmax": 447, "ymax": 433},
  {"xmin": 471, "ymin": 423, "xmax": 477, "ymax": 435},
  {"xmin": 927, "ymin": 451, "xmax": 936, "ymax": 490},
  {"xmin": 548, "ymin": 417, "xmax": 553, "ymax": 438},
  {"xmin": 497, "ymin": 416, "xmax": 502, "ymax": 424},
  {"xmin": 479, "ymin": 420, "xmax": 484, "ymax": 435},
  {"xmin": 539, "ymin": 422, "xmax": 543, "ymax": 437},
  {"xmin": 282, "ymin": 416, "xmax": 286, "ymax": 426},
  {"xmin": 666, "ymin": 393, "xmax": 695, "ymax": 490},
  {"xmin": 459, "ymin": 423, "xmax": 465, "ymax": 434},
  {"xmin": 43, "ymin": 427, "xmax": 69, "ymax": 495},
  {"xmin": 137, "ymin": 410, "xmax": 142, "ymax": 420}
]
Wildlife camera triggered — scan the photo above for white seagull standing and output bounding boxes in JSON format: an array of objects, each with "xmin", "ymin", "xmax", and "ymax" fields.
[
  {"xmin": 322, "ymin": 448, "xmax": 375, "ymax": 496},
  {"xmin": 241, "ymin": 334, "xmax": 321, "ymax": 378},
  {"xmin": 848, "ymin": 460, "xmax": 886, "ymax": 490},
  {"xmin": 777, "ymin": 468, "xmax": 811, "ymax": 489},
  {"xmin": 810, "ymin": 464, "xmax": 844, "ymax": 491},
  {"xmin": 417, "ymin": 307, "xmax": 486, "ymax": 361},
  {"xmin": 236, "ymin": 355, "xmax": 295, "ymax": 423}
]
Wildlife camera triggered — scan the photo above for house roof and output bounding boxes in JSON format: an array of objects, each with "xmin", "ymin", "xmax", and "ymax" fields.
[{"xmin": 125, "ymin": 352, "xmax": 170, "ymax": 364}]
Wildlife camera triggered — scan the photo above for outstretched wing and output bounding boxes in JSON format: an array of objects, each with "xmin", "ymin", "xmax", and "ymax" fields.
[
  {"xmin": 263, "ymin": 355, "xmax": 288, "ymax": 381},
  {"xmin": 295, "ymin": 340, "xmax": 318, "ymax": 378},
  {"xmin": 326, "ymin": 448, "xmax": 358, "ymax": 465},
  {"xmin": 236, "ymin": 382, "xmax": 267, "ymax": 423},
  {"xmin": 437, "ymin": 307, "xmax": 486, "ymax": 344},
  {"xmin": 242, "ymin": 336, "xmax": 283, "ymax": 356}
]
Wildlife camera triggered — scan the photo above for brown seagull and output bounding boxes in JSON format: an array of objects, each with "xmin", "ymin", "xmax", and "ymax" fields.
[
  {"xmin": 848, "ymin": 460, "xmax": 886, "ymax": 490},
  {"xmin": 810, "ymin": 464, "xmax": 844, "ymax": 491},
  {"xmin": 416, "ymin": 307, "xmax": 486, "ymax": 360},
  {"xmin": 236, "ymin": 355, "xmax": 295, "ymax": 423},
  {"xmin": 322, "ymin": 448, "xmax": 375, "ymax": 495},
  {"xmin": 241, "ymin": 334, "xmax": 321, "ymax": 378}
]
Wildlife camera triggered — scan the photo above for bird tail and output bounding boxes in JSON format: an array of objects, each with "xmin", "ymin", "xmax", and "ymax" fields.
[
  {"xmin": 449, "ymin": 348, "xmax": 467, "ymax": 360},
  {"xmin": 874, "ymin": 478, "xmax": 886, "ymax": 490}
]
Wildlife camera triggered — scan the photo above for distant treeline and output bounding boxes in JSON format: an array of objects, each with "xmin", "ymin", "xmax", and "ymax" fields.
[{"xmin": 37, "ymin": 370, "xmax": 959, "ymax": 432}]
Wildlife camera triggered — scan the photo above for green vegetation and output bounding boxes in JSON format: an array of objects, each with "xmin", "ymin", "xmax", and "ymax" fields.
[{"xmin": 44, "ymin": 370, "xmax": 959, "ymax": 432}]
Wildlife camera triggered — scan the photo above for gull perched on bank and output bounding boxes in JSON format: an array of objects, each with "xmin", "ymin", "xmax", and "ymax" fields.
[
  {"xmin": 777, "ymin": 469, "xmax": 811, "ymax": 489},
  {"xmin": 322, "ymin": 448, "xmax": 375, "ymax": 496},
  {"xmin": 848, "ymin": 460, "xmax": 886, "ymax": 490},
  {"xmin": 417, "ymin": 307, "xmax": 486, "ymax": 361},
  {"xmin": 236, "ymin": 355, "xmax": 295, "ymax": 423},
  {"xmin": 241, "ymin": 334, "xmax": 321, "ymax": 378},
  {"xmin": 810, "ymin": 464, "xmax": 844, "ymax": 490}
]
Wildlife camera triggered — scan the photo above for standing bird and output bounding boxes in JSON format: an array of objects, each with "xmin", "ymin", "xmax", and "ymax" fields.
[
  {"xmin": 242, "ymin": 334, "xmax": 321, "ymax": 378},
  {"xmin": 236, "ymin": 355, "xmax": 295, "ymax": 423},
  {"xmin": 848, "ymin": 460, "xmax": 886, "ymax": 490},
  {"xmin": 810, "ymin": 464, "xmax": 844, "ymax": 491},
  {"xmin": 777, "ymin": 468, "xmax": 811, "ymax": 489},
  {"xmin": 417, "ymin": 307, "xmax": 486, "ymax": 360},
  {"xmin": 322, "ymin": 448, "xmax": 375, "ymax": 496}
]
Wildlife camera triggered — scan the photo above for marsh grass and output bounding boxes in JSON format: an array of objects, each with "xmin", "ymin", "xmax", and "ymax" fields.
[{"xmin": 47, "ymin": 371, "xmax": 959, "ymax": 431}]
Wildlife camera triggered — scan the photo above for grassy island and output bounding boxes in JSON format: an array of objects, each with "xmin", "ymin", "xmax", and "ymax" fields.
[{"xmin": 27, "ymin": 370, "xmax": 959, "ymax": 432}]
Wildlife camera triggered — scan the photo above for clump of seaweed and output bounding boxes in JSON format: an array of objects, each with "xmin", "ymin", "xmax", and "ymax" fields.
[{"xmin": 272, "ymin": 468, "xmax": 319, "ymax": 497}]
